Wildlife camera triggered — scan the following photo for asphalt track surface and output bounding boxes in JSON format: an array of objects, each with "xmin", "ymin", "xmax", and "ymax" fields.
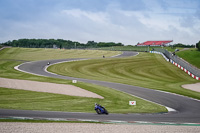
[{"xmin": 1, "ymin": 51, "xmax": 200, "ymax": 123}]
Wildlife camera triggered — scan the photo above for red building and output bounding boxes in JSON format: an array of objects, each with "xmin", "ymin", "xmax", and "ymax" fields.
[{"xmin": 137, "ymin": 40, "xmax": 173, "ymax": 46}]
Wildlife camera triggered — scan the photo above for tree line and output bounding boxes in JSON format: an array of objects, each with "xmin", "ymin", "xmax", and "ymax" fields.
[
  {"xmin": 1, "ymin": 39, "xmax": 199, "ymax": 51},
  {"xmin": 0, "ymin": 39, "xmax": 124, "ymax": 49},
  {"xmin": 171, "ymin": 43, "xmax": 194, "ymax": 48},
  {"xmin": 170, "ymin": 42, "xmax": 200, "ymax": 51}
]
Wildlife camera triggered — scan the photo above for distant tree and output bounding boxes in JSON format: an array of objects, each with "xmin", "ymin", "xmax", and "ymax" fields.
[
  {"xmin": 97, "ymin": 42, "xmax": 123, "ymax": 47},
  {"xmin": 173, "ymin": 43, "xmax": 195, "ymax": 48},
  {"xmin": 86, "ymin": 41, "xmax": 98, "ymax": 47},
  {"xmin": 196, "ymin": 41, "xmax": 200, "ymax": 51},
  {"xmin": 173, "ymin": 43, "xmax": 185, "ymax": 47}
]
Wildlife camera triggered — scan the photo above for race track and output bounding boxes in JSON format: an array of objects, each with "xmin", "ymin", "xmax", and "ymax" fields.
[{"xmin": 1, "ymin": 51, "xmax": 200, "ymax": 123}]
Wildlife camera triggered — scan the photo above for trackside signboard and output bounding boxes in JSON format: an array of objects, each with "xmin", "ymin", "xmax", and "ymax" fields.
[
  {"xmin": 72, "ymin": 80, "xmax": 77, "ymax": 83},
  {"xmin": 129, "ymin": 101, "xmax": 136, "ymax": 105}
]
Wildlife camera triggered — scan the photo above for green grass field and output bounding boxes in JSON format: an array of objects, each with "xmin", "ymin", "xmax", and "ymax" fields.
[
  {"xmin": 48, "ymin": 52, "xmax": 200, "ymax": 100},
  {"xmin": 97, "ymin": 46, "xmax": 184, "ymax": 52},
  {"xmin": 0, "ymin": 47, "xmax": 121, "ymax": 61},
  {"xmin": 98, "ymin": 46, "xmax": 150, "ymax": 51},
  {"xmin": 163, "ymin": 47, "xmax": 184, "ymax": 52},
  {"xmin": 176, "ymin": 48, "xmax": 200, "ymax": 69},
  {"xmin": 0, "ymin": 48, "xmax": 167, "ymax": 113}
]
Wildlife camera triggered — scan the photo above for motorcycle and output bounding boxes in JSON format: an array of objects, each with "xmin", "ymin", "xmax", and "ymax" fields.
[{"xmin": 94, "ymin": 103, "xmax": 109, "ymax": 115}]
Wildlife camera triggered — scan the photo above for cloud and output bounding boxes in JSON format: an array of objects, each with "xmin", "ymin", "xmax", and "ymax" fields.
[
  {"xmin": 61, "ymin": 9, "xmax": 107, "ymax": 24},
  {"xmin": 0, "ymin": 0, "xmax": 200, "ymax": 45}
]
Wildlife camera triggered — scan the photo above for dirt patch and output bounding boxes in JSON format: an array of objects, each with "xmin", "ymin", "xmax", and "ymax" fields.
[
  {"xmin": 182, "ymin": 83, "xmax": 200, "ymax": 92},
  {"xmin": 0, "ymin": 78, "xmax": 103, "ymax": 99}
]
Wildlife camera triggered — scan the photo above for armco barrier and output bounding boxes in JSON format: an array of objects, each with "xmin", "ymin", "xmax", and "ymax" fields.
[
  {"xmin": 170, "ymin": 59, "xmax": 200, "ymax": 80},
  {"xmin": 150, "ymin": 49, "xmax": 200, "ymax": 80}
]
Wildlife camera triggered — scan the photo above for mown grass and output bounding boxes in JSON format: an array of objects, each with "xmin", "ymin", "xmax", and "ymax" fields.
[
  {"xmin": 98, "ymin": 46, "xmax": 150, "ymax": 51},
  {"xmin": 48, "ymin": 52, "xmax": 200, "ymax": 100},
  {"xmin": 97, "ymin": 46, "xmax": 184, "ymax": 52},
  {"xmin": 163, "ymin": 47, "xmax": 184, "ymax": 52},
  {"xmin": 176, "ymin": 48, "xmax": 200, "ymax": 69},
  {"xmin": 0, "ymin": 47, "xmax": 121, "ymax": 61},
  {"xmin": 0, "ymin": 84, "xmax": 166, "ymax": 113},
  {"xmin": 0, "ymin": 48, "xmax": 166, "ymax": 113}
]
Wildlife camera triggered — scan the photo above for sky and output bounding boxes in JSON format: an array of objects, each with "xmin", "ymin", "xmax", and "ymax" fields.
[{"xmin": 0, "ymin": 0, "xmax": 200, "ymax": 45}]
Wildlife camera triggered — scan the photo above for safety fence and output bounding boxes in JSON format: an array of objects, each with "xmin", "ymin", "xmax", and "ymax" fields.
[{"xmin": 150, "ymin": 48, "xmax": 200, "ymax": 80}]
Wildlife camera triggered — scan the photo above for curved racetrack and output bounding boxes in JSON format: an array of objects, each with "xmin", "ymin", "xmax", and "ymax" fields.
[{"xmin": 1, "ymin": 51, "xmax": 200, "ymax": 123}]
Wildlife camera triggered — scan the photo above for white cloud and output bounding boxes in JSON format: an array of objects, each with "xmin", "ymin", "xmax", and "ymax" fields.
[
  {"xmin": 61, "ymin": 9, "xmax": 108, "ymax": 24},
  {"xmin": 1, "ymin": 0, "xmax": 200, "ymax": 45}
]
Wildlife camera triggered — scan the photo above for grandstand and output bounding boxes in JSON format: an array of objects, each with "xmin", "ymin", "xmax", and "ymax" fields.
[{"xmin": 137, "ymin": 40, "xmax": 173, "ymax": 46}]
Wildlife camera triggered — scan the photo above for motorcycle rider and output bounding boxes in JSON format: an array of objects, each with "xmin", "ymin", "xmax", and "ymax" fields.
[
  {"xmin": 95, "ymin": 103, "xmax": 102, "ymax": 108},
  {"xmin": 94, "ymin": 103, "xmax": 108, "ymax": 115}
]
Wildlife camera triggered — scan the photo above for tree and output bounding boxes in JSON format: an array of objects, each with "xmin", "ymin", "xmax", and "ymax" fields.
[
  {"xmin": 86, "ymin": 41, "xmax": 98, "ymax": 47},
  {"xmin": 173, "ymin": 43, "xmax": 195, "ymax": 48},
  {"xmin": 196, "ymin": 41, "xmax": 200, "ymax": 51}
]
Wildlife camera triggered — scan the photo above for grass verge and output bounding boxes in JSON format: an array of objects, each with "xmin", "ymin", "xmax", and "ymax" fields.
[
  {"xmin": 0, "ymin": 82, "xmax": 166, "ymax": 113},
  {"xmin": 176, "ymin": 48, "xmax": 200, "ymax": 69}
]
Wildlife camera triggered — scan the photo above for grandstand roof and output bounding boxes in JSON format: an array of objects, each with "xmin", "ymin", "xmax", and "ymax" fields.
[{"xmin": 137, "ymin": 40, "xmax": 173, "ymax": 46}]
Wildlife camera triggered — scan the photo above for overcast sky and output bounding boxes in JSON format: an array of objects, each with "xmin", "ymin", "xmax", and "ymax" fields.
[{"xmin": 0, "ymin": 0, "xmax": 200, "ymax": 45}]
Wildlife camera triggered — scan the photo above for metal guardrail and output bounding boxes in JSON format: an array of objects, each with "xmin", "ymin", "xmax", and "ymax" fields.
[{"xmin": 154, "ymin": 48, "xmax": 200, "ymax": 78}]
